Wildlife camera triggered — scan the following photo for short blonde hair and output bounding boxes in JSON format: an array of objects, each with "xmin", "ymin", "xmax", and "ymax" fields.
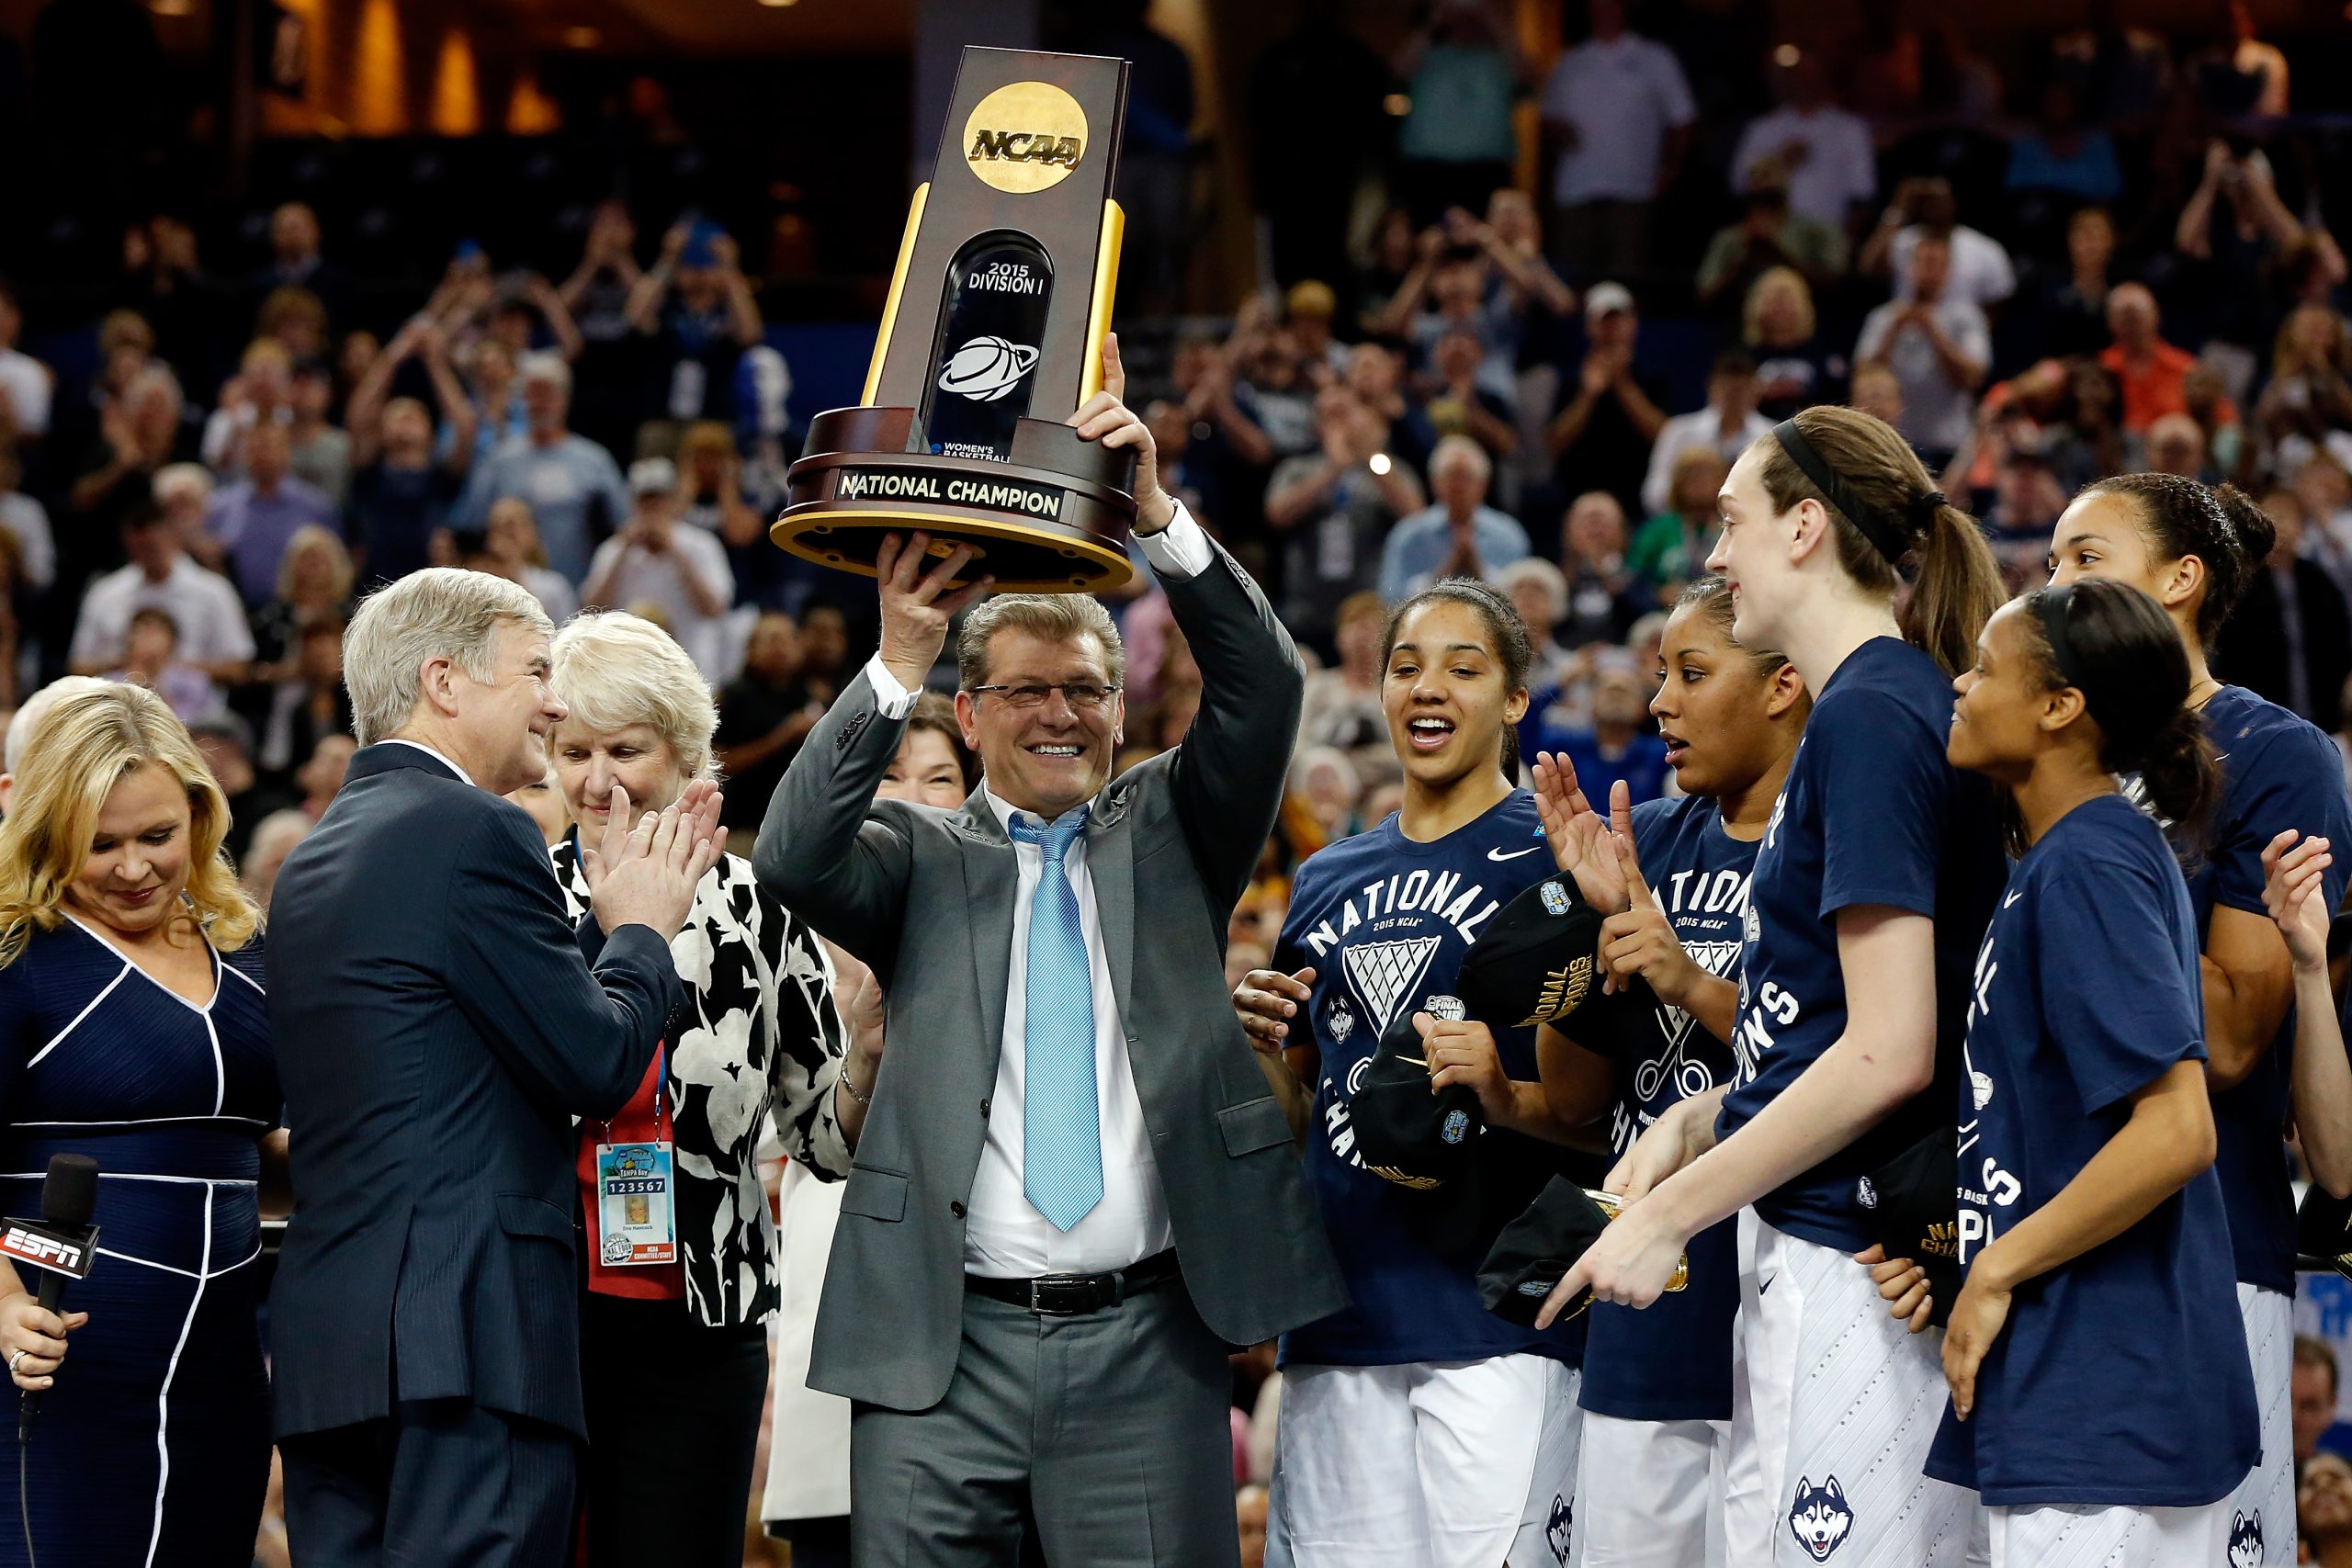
[
  {"xmin": 277, "ymin": 524, "xmax": 355, "ymax": 604},
  {"xmin": 956, "ymin": 595, "xmax": 1125, "ymax": 690},
  {"xmin": 1743, "ymin": 266, "xmax": 1815, "ymax": 346},
  {"xmin": 345, "ymin": 568, "xmax": 553, "ymax": 746},
  {"xmin": 549, "ymin": 611, "xmax": 719, "ymax": 782},
  {"xmin": 0, "ymin": 683, "xmax": 257, "ymax": 965}
]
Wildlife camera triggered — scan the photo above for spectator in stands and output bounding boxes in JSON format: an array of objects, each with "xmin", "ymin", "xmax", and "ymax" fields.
[
  {"xmin": 2256, "ymin": 303, "xmax": 2352, "ymax": 476},
  {"xmin": 1390, "ymin": 0, "xmax": 1525, "ymax": 223},
  {"xmin": 1849, "ymin": 360, "xmax": 1906, "ymax": 430},
  {"xmin": 2296, "ymin": 455, "xmax": 2352, "ymax": 601},
  {"xmin": 285, "ymin": 357, "xmax": 349, "ymax": 508},
  {"xmin": 257, "ymin": 615, "xmax": 354, "ymax": 780},
  {"xmin": 2299, "ymin": 1450, "xmax": 2352, "ymax": 1565},
  {"xmin": 254, "ymin": 201, "xmax": 347, "ymax": 326},
  {"xmin": 186, "ymin": 713, "xmax": 290, "ymax": 861},
  {"xmin": 292, "ymin": 730, "xmax": 354, "ymax": 821},
  {"xmin": 1297, "ymin": 591, "xmax": 1390, "ymax": 761},
  {"xmin": 2143, "ymin": 412, "xmax": 2210, "ymax": 479},
  {"xmin": 1424, "ymin": 327, "xmax": 1519, "ymax": 459},
  {"xmin": 2175, "ymin": 138, "xmax": 2333, "ymax": 394},
  {"xmin": 1377, "ymin": 230, "xmax": 1518, "ymax": 395},
  {"xmin": 580, "ymin": 457, "xmax": 734, "ymax": 684},
  {"xmin": 0, "ymin": 449, "xmax": 55, "ymax": 604},
  {"xmin": 67, "ymin": 366, "xmax": 194, "ymax": 593},
  {"xmin": 1860, "ymin": 175, "xmax": 2016, "ymax": 309},
  {"xmin": 107, "ymin": 604, "xmax": 216, "ymax": 722},
  {"xmin": 0, "ymin": 278, "xmax": 53, "ymax": 446},
  {"xmin": 2093, "ymin": 279, "xmax": 2193, "ymax": 438},
  {"xmin": 117, "ymin": 214, "xmax": 209, "ymax": 386},
  {"xmin": 1629, "ymin": 445, "xmax": 1728, "ymax": 596},
  {"xmin": 1478, "ymin": 188, "xmax": 1578, "ymax": 321},
  {"xmin": 1557, "ymin": 489, "xmax": 1649, "ymax": 648},
  {"xmin": 2181, "ymin": 363, "xmax": 2245, "ymax": 480},
  {"xmin": 1520, "ymin": 652, "xmax": 1668, "ymax": 804},
  {"xmin": 1538, "ymin": 0, "xmax": 1694, "ymax": 282},
  {"xmin": 203, "ymin": 420, "xmax": 335, "ymax": 610},
  {"xmin": 2295, "ymin": 1336, "xmax": 2341, "ymax": 1467},
  {"xmin": 1283, "ymin": 280, "xmax": 1348, "ymax": 380},
  {"xmin": 201, "ymin": 336, "xmax": 294, "ymax": 474},
  {"xmin": 479, "ymin": 275, "xmax": 583, "ymax": 367},
  {"xmin": 1854, "ymin": 231, "xmax": 1989, "ymax": 466},
  {"xmin": 2005, "ymin": 77, "xmax": 2123, "ymax": 205},
  {"xmin": 70, "ymin": 502, "xmax": 251, "ymax": 682},
  {"xmin": 458, "ymin": 336, "xmax": 526, "ymax": 468},
  {"xmin": 1233, "ymin": 312, "xmax": 1318, "ymax": 462},
  {"xmin": 713, "ymin": 610, "xmax": 822, "ymax": 839},
  {"xmin": 238, "ymin": 807, "xmax": 312, "ymax": 909},
  {"xmin": 249, "ymin": 525, "xmax": 353, "ymax": 682},
  {"xmin": 1378, "ymin": 434, "xmax": 1530, "ymax": 602},
  {"xmin": 1642, "ymin": 350, "xmax": 1770, "ymax": 517},
  {"xmin": 1545, "ymin": 283, "xmax": 1668, "ymax": 518},
  {"xmin": 463, "ymin": 497, "xmax": 574, "ymax": 624},
  {"xmin": 1730, "ymin": 52, "xmax": 1876, "ymax": 231},
  {"xmin": 1979, "ymin": 435, "xmax": 2071, "ymax": 586},
  {"xmin": 460, "ymin": 351, "xmax": 628, "ymax": 583},
  {"xmin": 2217, "ymin": 486, "xmax": 2352, "ymax": 730},
  {"xmin": 1341, "ymin": 341, "xmax": 1432, "ymax": 478},
  {"xmin": 1743, "ymin": 267, "xmax": 1842, "ymax": 420},
  {"xmin": 629, "ymin": 220, "xmax": 764, "ymax": 428},
  {"xmin": 2030, "ymin": 206, "xmax": 2121, "ymax": 359},
  {"xmin": 1266, "ymin": 385, "xmax": 1425, "ymax": 653},
  {"xmin": 1497, "ymin": 556, "xmax": 1576, "ymax": 690},
  {"xmin": 1696, "ymin": 160, "xmax": 1849, "ymax": 310},
  {"xmin": 256, "ymin": 288, "xmax": 329, "ymax": 367},
  {"xmin": 345, "ymin": 317, "xmax": 476, "ymax": 589}
]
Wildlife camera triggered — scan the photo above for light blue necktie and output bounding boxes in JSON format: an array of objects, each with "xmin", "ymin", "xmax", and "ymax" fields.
[{"xmin": 1009, "ymin": 809, "xmax": 1102, "ymax": 1232}]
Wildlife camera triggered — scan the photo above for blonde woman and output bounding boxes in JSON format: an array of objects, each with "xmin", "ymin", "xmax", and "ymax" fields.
[
  {"xmin": 1744, "ymin": 265, "xmax": 1843, "ymax": 421},
  {"xmin": 0, "ymin": 682, "xmax": 279, "ymax": 1568},
  {"xmin": 253, "ymin": 523, "xmax": 354, "ymax": 682},
  {"xmin": 542, "ymin": 611, "xmax": 869, "ymax": 1568}
]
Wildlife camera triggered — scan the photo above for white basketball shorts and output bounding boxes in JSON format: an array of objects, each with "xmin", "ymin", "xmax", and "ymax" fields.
[
  {"xmin": 1569, "ymin": 1411, "xmax": 1724, "ymax": 1568},
  {"xmin": 2223, "ymin": 1282, "xmax": 2295, "ymax": 1564},
  {"xmin": 1988, "ymin": 1498, "xmax": 2238, "ymax": 1567}
]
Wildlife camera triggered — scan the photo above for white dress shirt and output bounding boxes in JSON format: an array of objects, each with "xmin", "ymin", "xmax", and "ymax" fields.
[{"xmin": 862, "ymin": 502, "xmax": 1210, "ymax": 1275}]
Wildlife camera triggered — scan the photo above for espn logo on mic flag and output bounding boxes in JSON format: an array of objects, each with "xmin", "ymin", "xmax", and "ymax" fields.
[{"xmin": 0, "ymin": 1218, "xmax": 96, "ymax": 1280}]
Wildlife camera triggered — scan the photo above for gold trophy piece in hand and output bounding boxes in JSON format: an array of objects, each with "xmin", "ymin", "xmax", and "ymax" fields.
[{"xmin": 1585, "ymin": 1190, "xmax": 1690, "ymax": 1294}]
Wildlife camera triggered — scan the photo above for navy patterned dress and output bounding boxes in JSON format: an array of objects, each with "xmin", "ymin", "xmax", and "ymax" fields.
[{"xmin": 0, "ymin": 916, "xmax": 277, "ymax": 1568}]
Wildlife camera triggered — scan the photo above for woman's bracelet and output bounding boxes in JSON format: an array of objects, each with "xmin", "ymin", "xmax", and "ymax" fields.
[{"xmin": 838, "ymin": 1071, "xmax": 874, "ymax": 1110}]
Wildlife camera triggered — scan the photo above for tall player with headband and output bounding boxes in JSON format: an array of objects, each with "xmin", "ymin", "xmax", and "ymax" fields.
[
  {"xmin": 1535, "ymin": 407, "xmax": 2008, "ymax": 1566},
  {"xmin": 1236, "ymin": 581, "xmax": 1584, "ymax": 1568},
  {"xmin": 2038, "ymin": 474, "xmax": 2352, "ymax": 1562},
  {"xmin": 1925, "ymin": 577, "xmax": 2256, "ymax": 1563}
]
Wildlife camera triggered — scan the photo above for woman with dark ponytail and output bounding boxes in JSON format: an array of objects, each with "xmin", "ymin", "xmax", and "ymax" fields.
[
  {"xmin": 1917, "ymin": 579, "xmax": 2256, "ymax": 1563},
  {"xmin": 2049, "ymin": 472, "xmax": 2352, "ymax": 1562},
  {"xmin": 1532, "ymin": 405, "xmax": 2009, "ymax": 1565},
  {"xmin": 1230, "ymin": 580, "xmax": 1588, "ymax": 1568}
]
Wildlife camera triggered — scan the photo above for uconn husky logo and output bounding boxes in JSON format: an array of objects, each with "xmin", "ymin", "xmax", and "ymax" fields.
[
  {"xmin": 1545, "ymin": 1493, "xmax": 1572, "ymax": 1562},
  {"xmin": 1788, "ymin": 1475, "xmax": 1853, "ymax": 1561},
  {"xmin": 2229, "ymin": 1510, "xmax": 2264, "ymax": 1567}
]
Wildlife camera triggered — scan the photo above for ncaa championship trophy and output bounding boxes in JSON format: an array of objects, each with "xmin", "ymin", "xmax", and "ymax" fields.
[{"xmin": 773, "ymin": 46, "xmax": 1137, "ymax": 593}]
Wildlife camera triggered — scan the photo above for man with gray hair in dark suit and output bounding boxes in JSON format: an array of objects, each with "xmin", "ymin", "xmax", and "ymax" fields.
[{"xmin": 757, "ymin": 338, "xmax": 1343, "ymax": 1568}]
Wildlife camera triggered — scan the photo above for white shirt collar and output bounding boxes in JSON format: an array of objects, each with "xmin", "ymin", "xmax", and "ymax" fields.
[
  {"xmin": 982, "ymin": 784, "xmax": 1091, "ymax": 839},
  {"xmin": 380, "ymin": 738, "xmax": 476, "ymax": 787}
]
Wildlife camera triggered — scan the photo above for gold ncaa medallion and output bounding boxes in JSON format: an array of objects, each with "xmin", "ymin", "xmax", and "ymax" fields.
[{"xmin": 963, "ymin": 81, "xmax": 1087, "ymax": 195}]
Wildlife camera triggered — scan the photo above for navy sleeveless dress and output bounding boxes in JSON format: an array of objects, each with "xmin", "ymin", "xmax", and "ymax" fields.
[{"xmin": 0, "ymin": 916, "xmax": 277, "ymax": 1568}]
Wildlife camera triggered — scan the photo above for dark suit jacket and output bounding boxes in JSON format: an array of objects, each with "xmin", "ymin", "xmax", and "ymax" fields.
[
  {"xmin": 754, "ymin": 535, "xmax": 1348, "ymax": 1413},
  {"xmin": 266, "ymin": 743, "xmax": 684, "ymax": 1440},
  {"xmin": 2218, "ymin": 558, "xmax": 2352, "ymax": 733}
]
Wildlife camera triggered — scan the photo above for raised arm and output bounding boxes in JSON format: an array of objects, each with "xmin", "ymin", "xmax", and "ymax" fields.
[{"xmin": 2266, "ymin": 829, "xmax": 2352, "ymax": 1196}]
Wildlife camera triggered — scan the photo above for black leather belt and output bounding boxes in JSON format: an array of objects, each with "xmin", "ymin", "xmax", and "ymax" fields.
[{"xmin": 965, "ymin": 1249, "xmax": 1180, "ymax": 1316}]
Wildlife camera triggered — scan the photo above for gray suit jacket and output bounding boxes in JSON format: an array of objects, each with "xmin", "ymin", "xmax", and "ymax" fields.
[{"xmin": 754, "ymin": 536, "xmax": 1347, "ymax": 1412}]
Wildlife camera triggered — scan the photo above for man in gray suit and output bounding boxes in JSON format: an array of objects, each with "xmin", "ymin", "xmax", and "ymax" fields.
[{"xmin": 756, "ymin": 340, "xmax": 1344, "ymax": 1567}]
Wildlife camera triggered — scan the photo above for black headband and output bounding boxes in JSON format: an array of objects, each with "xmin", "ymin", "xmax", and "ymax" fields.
[{"xmin": 1770, "ymin": 420, "xmax": 1939, "ymax": 567}]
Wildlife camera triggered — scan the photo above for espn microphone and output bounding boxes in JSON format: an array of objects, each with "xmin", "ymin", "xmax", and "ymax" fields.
[{"xmin": 16, "ymin": 1155, "xmax": 97, "ymax": 1439}]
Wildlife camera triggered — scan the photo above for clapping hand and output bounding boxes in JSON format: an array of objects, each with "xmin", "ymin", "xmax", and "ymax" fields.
[
  {"xmin": 585, "ymin": 780, "xmax": 724, "ymax": 941},
  {"xmin": 2262, "ymin": 829, "xmax": 2334, "ymax": 974},
  {"xmin": 1595, "ymin": 799, "xmax": 1700, "ymax": 1001},
  {"xmin": 1530, "ymin": 757, "xmax": 1630, "ymax": 914}
]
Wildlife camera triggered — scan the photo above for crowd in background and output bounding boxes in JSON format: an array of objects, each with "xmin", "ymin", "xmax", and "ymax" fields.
[{"xmin": 11, "ymin": 0, "xmax": 2352, "ymax": 1561}]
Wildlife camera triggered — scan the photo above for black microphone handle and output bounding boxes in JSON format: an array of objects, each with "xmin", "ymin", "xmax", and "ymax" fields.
[{"xmin": 18, "ymin": 1265, "xmax": 73, "ymax": 1440}]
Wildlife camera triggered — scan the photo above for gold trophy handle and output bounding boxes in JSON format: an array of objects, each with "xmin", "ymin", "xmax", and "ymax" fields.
[{"xmin": 1585, "ymin": 1189, "xmax": 1690, "ymax": 1293}]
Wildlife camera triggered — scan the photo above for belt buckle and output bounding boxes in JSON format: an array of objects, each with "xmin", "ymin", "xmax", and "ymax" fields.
[{"xmin": 1027, "ymin": 1274, "xmax": 1093, "ymax": 1316}]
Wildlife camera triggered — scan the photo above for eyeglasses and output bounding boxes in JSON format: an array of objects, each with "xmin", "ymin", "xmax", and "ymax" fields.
[{"xmin": 967, "ymin": 682, "xmax": 1120, "ymax": 711}]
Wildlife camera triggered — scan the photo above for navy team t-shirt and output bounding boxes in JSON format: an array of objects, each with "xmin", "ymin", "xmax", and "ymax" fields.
[
  {"xmin": 1926, "ymin": 794, "xmax": 2256, "ymax": 1506},
  {"xmin": 1275, "ymin": 792, "xmax": 1579, "ymax": 1367},
  {"xmin": 2185, "ymin": 685, "xmax": 2352, "ymax": 1296},
  {"xmin": 1716, "ymin": 637, "xmax": 2007, "ymax": 1252},
  {"xmin": 1576, "ymin": 794, "xmax": 1748, "ymax": 1422}
]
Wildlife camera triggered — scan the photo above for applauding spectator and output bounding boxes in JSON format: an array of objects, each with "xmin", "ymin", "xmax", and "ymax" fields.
[
  {"xmin": 1642, "ymin": 350, "xmax": 1770, "ymax": 516},
  {"xmin": 629, "ymin": 219, "xmax": 764, "ymax": 427},
  {"xmin": 2098, "ymin": 282, "xmax": 2197, "ymax": 435},
  {"xmin": 470, "ymin": 497, "xmax": 578, "ymax": 622},
  {"xmin": 579, "ymin": 458, "xmax": 734, "ymax": 684},
  {"xmin": 1557, "ymin": 489, "xmax": 1651, "ymax": 647},
  {"xmin": 1265, "ymin": 385, "xmax": 1424, "ymax": 649},
  {"xmin": 1545, "ymin": 284, "xmax": 1668, "ymax": 517},
  {"xmin": 1378, "ymin": 435, "xmax": 1530, "ymax": 602},
  {"xmin": 713, "ymin": 610, "xmax": 823, "ymax": 839},
  {"xmin": 1743, "ymin": 267, "xmax": 1843, "ymax": 419},
  {"xmin": 70, "ymin": 502, "xmax": 252, "ymax": 683},
  {"xmin": 1854, "ymin": 232, "xmax": 1990, "ymax": 465},
  {"xmin": 345, "ymin": 316, "xmax": 476, "ymax": 588},
  {"xmin": 1730, "ymin": 54, "xmax": 1876, "ymax": 231},
  {"xmin": 460, "ymin": 352, "xmax": 628, "ymax": 582},
  {"xmin": 202, "ymin": 421, "xmax": 336, "ymax": 610}
]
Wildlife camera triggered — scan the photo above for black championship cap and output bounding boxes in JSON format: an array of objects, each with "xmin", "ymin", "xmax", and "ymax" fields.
[
  {"xmin": 1455, "ymin": 875, "xmax": 1610, "ymax": 1034},
  {"xmin": 2297, "ymin": 1185, "xmax": 2352, "ymax": 1280},
  {"xmin": 1856, "ymin": 1124, "xmax": 1961, "ymax": 1327},
  {"xmin": 1477, "ymin": 1177, "xmax": 1612, "ymax": 1325},
  {"xmin": 1350, "ymin": 995, "xmax": 1484, "ymax": 1190}
]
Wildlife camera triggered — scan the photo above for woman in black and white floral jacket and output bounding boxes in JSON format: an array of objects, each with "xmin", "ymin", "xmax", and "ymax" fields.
[{"xmin": 543, "ymin": 609, "xmax": 878, "ymax": 1568}]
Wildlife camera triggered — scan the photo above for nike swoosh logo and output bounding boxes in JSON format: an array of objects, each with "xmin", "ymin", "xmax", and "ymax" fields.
[
  {"xmin": 2003, "ymin": 890, "xmax": 2022, "ymax": 908},
  {"xmin": 1488, "ymin": 846, "xmax": 1542, "ymax": 862},
  {"xmin": 1758, "ymin": 1272, "xmax": 1776, "ymax": 1295}
]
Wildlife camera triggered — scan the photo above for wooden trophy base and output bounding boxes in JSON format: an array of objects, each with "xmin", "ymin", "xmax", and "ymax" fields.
[{"xmin": 774, "ymin": 406, "xmax": 1136, "ymax": 593}]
